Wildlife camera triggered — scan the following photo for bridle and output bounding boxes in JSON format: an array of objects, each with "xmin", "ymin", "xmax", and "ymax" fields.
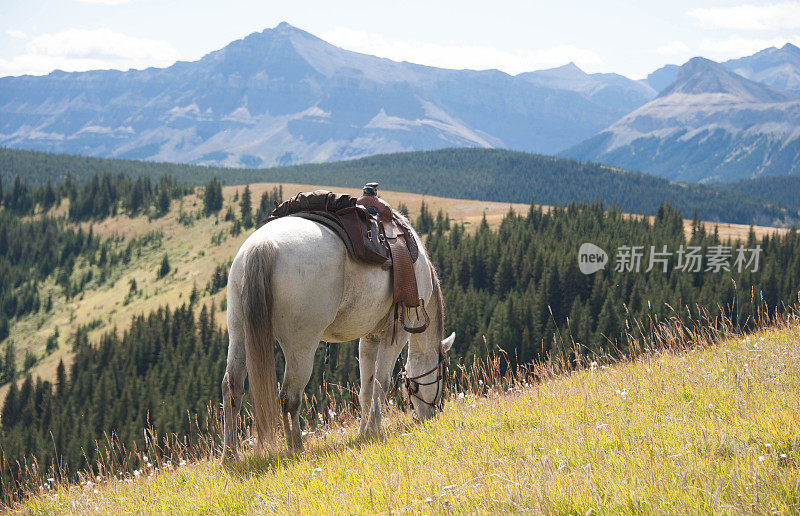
[
  {"xmin": 397, "ymin": 348, "xmax": 449, "ymax": 413},
  {"xmin": 387, "ymin": 299, "xmax": 449, "ymax": 414}
]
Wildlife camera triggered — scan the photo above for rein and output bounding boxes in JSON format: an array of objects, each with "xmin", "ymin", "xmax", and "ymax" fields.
[{"xmin": 387, "ymin": 303, "xmax": 449, "ymax": 412}]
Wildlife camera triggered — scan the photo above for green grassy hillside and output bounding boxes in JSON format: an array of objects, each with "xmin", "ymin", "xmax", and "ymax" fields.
[
  {"xmin": 2, "ymin": 147, "xmax": 799, "ymax": 226},
  {"xmin": 20, "ymin": 323, "xmax": 800, "ymax": 514}
]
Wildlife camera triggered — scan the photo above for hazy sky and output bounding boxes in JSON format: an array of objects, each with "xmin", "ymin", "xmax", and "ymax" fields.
[{"xmin": 1, "ymin": 0, "xmax": 799, "ymax": 79}]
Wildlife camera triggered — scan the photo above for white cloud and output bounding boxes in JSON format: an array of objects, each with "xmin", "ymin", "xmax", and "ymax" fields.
[
  {"xmin": 321, "ymin": 27, "xmax": 603, "ymax": 75},
  {"xmin": 0, "ymin": 28, "xmax": 181, "ymax": 76},
  {"xmin": 686, "ymin": 2, "xmax": 800, "ymax": 31},
  {"xmin": 657, "ymin": 40, "xmax": 692, "ymax": 56},
  {"xmin": 6, "ymin": 29, "xmax": 28, "ymax": 40}
]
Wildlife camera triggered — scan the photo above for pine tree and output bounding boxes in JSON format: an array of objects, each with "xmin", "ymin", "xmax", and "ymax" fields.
[
  {"xmin": 158, "ymin": 253, "xmax": 171, "ymax": 279},
  {"xmin": 2, "ymin": 380, "xmax": 18, "ymax": 426},
  {"xmin": 2, "ymin": 343, "xmax": 16, "ymax": 384},
  {"xmin": 23, "ymin": 351, "xmax": 36, "ymax": 371},
  {"xmin": 56, "ymin": 359, "xmax": 67, "ymax": 398},
  {"xmin": 45, "ymin": 327, "xmax": 59, "ymax": 354},
  {"xmin": 203, "ymin": 178, "xmax": 223, "ymax": 216},
  {"xmin": 595, "ymin": 296, "xmax": 621, "ymax": 354},
  {"xmin": 157, "ymin": 187, "xmax": 171, "ymax": 215},
  {"xmin": 240, "ymin": 185, "xmax": 252, "ymax": 228}
]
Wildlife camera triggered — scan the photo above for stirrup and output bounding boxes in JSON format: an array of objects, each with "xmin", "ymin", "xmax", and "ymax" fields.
[{"xmin": 400, "ymin": 299, "xmax": 430, "ymax": 333}]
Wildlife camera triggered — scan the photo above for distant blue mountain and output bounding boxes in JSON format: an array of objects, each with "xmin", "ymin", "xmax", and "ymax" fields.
[
  {"xmin": 725, "ymin": 43, "xmax": 800, "ymax": 97},
  {"xmin": 0, "ymin": 22, "xmax": 654, "ymax": 168},
  {"xmin": 564, "ymin": 57, "xmax": 800, "ymax": 182},
  {"xmin": 645, "ymin": 43, "xmax": 800, "ymax": 96}
]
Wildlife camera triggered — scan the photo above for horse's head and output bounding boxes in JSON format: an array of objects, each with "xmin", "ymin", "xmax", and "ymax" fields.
[{"xmin": 403, "ymin": 332, "xmax": 455, "ymax": 420}]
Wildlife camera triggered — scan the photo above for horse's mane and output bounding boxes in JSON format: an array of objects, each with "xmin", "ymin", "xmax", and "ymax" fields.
[{"xmin": 430, "ymin": 262, "xmax": 445, "ymax": 346}]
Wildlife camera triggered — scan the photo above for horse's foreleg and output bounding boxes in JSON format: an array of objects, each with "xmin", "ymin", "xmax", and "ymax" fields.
[
  {"xmin": 358, "ymin": 335, "xmax": 380, "ymax": 435},
  {"xmin": 278, "ymin": 344, "xmax": 317, "ymax": 452},
  {"xmin": 366, "ymin": 332, "xmax": 406, "ymax": 433},
  {"xmin": 221, "ymin": 299, "xmax": 247, "ymax": 462}
]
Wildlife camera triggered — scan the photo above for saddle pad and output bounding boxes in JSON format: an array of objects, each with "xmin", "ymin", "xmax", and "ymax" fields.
[{"xmin": 288, "ymin": 211, "xmax": 389, "ymax": 265}]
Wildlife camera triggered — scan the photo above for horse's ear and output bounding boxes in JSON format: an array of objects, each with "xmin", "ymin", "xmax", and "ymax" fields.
[{"xmin": 441, "ymin": 332, "xmax": 455, "ymax": 351}]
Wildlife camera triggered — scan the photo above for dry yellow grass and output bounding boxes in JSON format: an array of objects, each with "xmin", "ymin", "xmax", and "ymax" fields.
[{"xmin": 18, "ymin": 323, "xmax": 800, "ymax": 514}]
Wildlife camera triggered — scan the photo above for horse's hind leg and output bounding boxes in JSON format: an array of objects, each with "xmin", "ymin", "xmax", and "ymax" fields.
[
  {"xmin": 222, "ymin": 288, "xmax": 247, "ymax": 462},
  {"xmin": 278, "ymin": 341, "xmax": 318, "ymax": 452}
]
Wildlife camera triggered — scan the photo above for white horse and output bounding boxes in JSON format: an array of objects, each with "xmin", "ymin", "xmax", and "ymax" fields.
[{"xmin": 221, "ymin": 215, "xmax": 455, "ymax": 458}]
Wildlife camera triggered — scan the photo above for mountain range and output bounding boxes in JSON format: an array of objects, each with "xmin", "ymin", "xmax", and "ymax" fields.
[
  {"xmin": 565, "ymin": 56, "xmax": 800, "ymax": 182},
  {"xmin": 0, "ymin": 23, "xmax": 653, "ymax": 168},
  {"xmin": 1, "ymin": 23, "xmax": 800, "ymax": 182},
  {"xmin": 646, "ymin": 43, "xmax": 800, "ymax": 97}
]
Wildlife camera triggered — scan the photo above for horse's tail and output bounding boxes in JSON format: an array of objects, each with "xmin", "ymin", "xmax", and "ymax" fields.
[{"xmin": 241, "ymin": 241, "xmax": 281, "ymax": 447}]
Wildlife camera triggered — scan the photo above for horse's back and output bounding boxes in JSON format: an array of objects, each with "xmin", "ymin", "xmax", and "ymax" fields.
[{"xmin": 231, "ymin": 217, "xmax": 396, "ymax": 343}]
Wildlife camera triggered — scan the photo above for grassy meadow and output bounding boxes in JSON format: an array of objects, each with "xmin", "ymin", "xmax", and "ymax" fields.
[{"xmin": 17, "ymin": 320, "xmax": 800, "ymax": 514}]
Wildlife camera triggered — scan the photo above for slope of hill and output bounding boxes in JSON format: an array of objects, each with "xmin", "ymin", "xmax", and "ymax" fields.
[
  {"xmin": 2, "ymin": 147, "xmax": 799, "ymax": 226},
  {"xmin": 719, "ymin": 175, "xmax": 800, "ymax": 212},
  {"xmin": 21, "ymin": 323, "xmax": 800, "ymax": 514},
  {"xmin": 564, "ymin": 58, "xmax": 800, "ymax": 182},
  {"xmin": 0, "ymin": 23, "xmax": 654, "ymax": 167},
  {"xmin": 0, "ymin": 182, "xmax": 534, "ymax": 388}
]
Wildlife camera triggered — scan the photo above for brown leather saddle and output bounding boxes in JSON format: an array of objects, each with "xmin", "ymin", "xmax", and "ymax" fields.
[{"xmin": 265, "ymin": 184, "xmax": 429, "ymax": 333}]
